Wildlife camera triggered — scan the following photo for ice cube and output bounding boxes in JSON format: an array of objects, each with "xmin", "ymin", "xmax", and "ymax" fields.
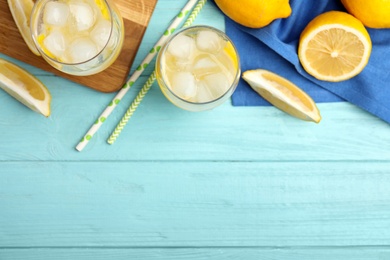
[
  {"xmin": 192, "ymin": 54, "xmax": 221, "ymax": 79},
  {"xmin": 203, "ymin": 72, "xmax": 230, "ymax": 99},
  {"xmin": 196, "ymin": 30, "xmax": 226, "ymax": 54},
  {"xmin": 193, "ymin": 80, "xmax": 215, "ymax": 103},
  {"xmin": 67, "ymin": 37, "xmax": 98, "ymax": 63},
  {"xmin": 167, "ymin": 34, "xmax": 196, "ymax": 60},
  {"xmin": 69, "ymin": 2, "xmax": 96, "ymax": 31},
  {"xmin": 43, "ymin": 30, "xmax": 67, "ymax": 59},
  {"xmin": 162, "ymin": 53, "xmax": 190, "ymax": 73},
  {"xmin": 173, "ymin": 57, "xmax": 192, "ymax": 72},
  {"xmin": 91, "ymin": 19, "xmax": 112, "ymax": 50},
  {"xmin": 43, "ymin": 1, "xmax": 70, "ymax": 26},
  {"xmin": 169, "ymin": 72, "xmax": 197, "ymax": 100}
]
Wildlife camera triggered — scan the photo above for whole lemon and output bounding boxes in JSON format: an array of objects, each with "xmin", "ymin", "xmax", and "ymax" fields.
[
  {"xmin": 341, "ymin": 0, "xmax": 390, "ymax": 28},
  {"xmin": 214, "ymin": 0, "xmax": 292, "ymax": 28}
]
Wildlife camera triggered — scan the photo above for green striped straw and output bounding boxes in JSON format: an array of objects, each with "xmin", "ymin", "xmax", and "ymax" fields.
[
  {"xmin": 107, "ymin": 0, "xmax": 207, "ymax": 145},
  {"xmin": 75, "ymin": 0, "xmax": 202, "ymax": 152}
]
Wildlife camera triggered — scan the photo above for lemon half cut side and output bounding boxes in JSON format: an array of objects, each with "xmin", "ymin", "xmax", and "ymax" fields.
[
  {"xmin": 298, "ymin": 11, "xmax": 372, "ymax": 82},
  {"xmin": 242, "ymin": 69, "xmax": 321, "ymax": 123},
  {"xmin": 0, "ymin": 58, "xmax": 51, "ymax": 117},
  {"xmin": 7, "ymin": 0, "xmax": 41, "ymax": 56}
]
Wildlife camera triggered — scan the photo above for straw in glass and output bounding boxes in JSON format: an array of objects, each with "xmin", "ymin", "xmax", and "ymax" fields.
[
  {"xmin": 107, "ymin": 0, "xmax": 207, "ymax": 145},
  {"xmin": 75, "ymin": 0, "xmax": 200, "ymax": 152}
]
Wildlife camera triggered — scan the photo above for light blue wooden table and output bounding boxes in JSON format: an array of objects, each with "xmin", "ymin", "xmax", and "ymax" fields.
[{"xmin": 1, "ymin": 0, "xmax": 390, "ymax": 259}]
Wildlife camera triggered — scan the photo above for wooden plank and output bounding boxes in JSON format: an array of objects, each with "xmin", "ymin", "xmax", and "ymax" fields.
[
  {"xmin": 1, "ymin": 161, "xmax": 390, "ymax": 247},
  {"xmin": 1, "ymin": 0, "xmax": 390, "ymax": 258},
  {"xmin": 0, "ymin": 83, "xmax": 389, "ymax": 161},
  {"xmin": 1, "ymin": 0, "xmax": 388, "ymax": 161},
  {"xmin": 1, "ymin": 248, "xmax": 390, "ymax": 260},
  {"xmin": 0, "ymin": 0, "xmax": 158, "ymax": 92}
]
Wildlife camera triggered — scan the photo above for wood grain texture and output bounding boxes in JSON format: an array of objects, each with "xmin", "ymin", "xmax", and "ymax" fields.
[
  {"xmin": 1, "ymin": 248, "xmax": 390, "ymax": 260},
  {"xmin": 0, "ymin": 91, "xmax": 389, "ymax": 161},
  {"xmin": 1, "ymin": 0, "xmax": 390, "ymax": 259},
  {"xmin": 1, "ymin": 162, "xmax": 390, "ymax": 247},
  {"xmin": 0, "ymin": 0, "xmax": 157, "ymax": 92}
]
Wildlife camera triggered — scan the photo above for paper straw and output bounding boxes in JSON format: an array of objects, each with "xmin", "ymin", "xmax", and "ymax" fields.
[
  {"xmin": 107, "ymin": 0, "xmax": 207, "ymax": 145},
  {"xmin": 75, "ymin": 0, "xmax": 200, "ymax": 152}
]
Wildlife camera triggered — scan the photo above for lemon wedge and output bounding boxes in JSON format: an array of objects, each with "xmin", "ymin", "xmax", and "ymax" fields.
[
  {"xmin": 242, "ymin": 69, "xmax": 321, "ymax": 123},
  {"xmin": 7, "ymin": 0, "xmax": 41, "ymax": 56},
  {"xmin": 0, "ymin": 58, "xmax": 51, "ymax": 117}
]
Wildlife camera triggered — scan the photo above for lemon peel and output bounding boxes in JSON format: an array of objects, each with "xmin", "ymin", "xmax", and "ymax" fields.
[
  {"xmin": 341, "ymin": 0, "xmax": 390, "ymax": 28},
  {"xmin": 214, "ymin": 0, "xmax": 291, "ymax": 28}
]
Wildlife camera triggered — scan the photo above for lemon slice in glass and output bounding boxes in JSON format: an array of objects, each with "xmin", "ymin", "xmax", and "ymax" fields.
[
  {"xmin": 7, "ymin": 0, "xmax": 41, "ymax": 56},
  {"xmin": 242, "ymin": 69, "xmax": 321, "ymax": 123},
  {"xmin": 0, "ymin": 58, "xmax": 51, "ymax": 117}
]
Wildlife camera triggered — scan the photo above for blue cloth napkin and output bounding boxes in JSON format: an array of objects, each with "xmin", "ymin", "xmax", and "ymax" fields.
[{"xmin": 224, "ymin": 0, "xmax": 390, "ymax": 124}]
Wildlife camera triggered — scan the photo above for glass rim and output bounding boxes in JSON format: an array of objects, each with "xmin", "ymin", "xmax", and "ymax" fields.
[
  {"xmin": 156, "ymin": 25, "xmax": 241, "ymax": 106},
  {"xmin": 30, "ymin": 0, "xmax": 115, "ymax": 66}
]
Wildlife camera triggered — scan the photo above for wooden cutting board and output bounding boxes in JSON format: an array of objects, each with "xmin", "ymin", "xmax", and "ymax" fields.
[{"xmin": 0, "ymin": 0, "xmax": 158, "ymax": 92}]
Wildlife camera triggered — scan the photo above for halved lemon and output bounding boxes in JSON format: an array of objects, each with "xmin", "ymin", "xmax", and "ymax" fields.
[
  {"xmin": 0, "ymin": 58, "xmax": 51, "ymax": 117},
  {"xmin": 242, "ymin": 69, "xmax": 321, "ymax": 123},
  {"xmin": 298, "ymin": 11, "xmax": 371, "ymax": 82},
  {"xmin": 8, "ymin": 0, "xmax": 41, "ymax": 56}
]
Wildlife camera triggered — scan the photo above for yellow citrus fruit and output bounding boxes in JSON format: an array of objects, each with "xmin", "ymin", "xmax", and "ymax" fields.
[
  {"xmin": 242, "ymin": 69, "xmax": 321, "ymax": 123},
  {"xmin": 298, "ymin": 11, "xmax": 372, "ymax": 82},
  {"xmin": 341, "ymin": 0, "xmax": 390, "ymax": 28},
  {"xmin": 223, "ymin": 41, "xmax": 239, "ymax": 69},
  {"xmin": 7, "ymin": 0, "xmax": 40, "ymax": 56},
  {"xmin": 214, "ymin": 0, "xmax": 292, "ymax": 28},
  {"xmin": 0, "ymin": 58, "xmax": 51, "ymax": 117},
  {"xmin": 95, "ymin": 0, "xmax": 110, "ymax": 20}
]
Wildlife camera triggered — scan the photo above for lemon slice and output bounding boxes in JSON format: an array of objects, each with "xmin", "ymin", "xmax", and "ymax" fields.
[
  {"xmin": 298, "ymin": 11, "xmax": 371, "ymax": 82},
  {"xmin": 242, "ymin": 69, "xmax": 321, "ymax": 123},
  {"xmin": 223, "ymin": 41, "xmax": 239, "ymax": 69},
  {"xmin": 94, "ymin": 0, "xmax": 110, "ymax": 20},
  {"xmin": 0, "ymin": 58, "xmax": 51, "ymax": 117},
  {"xmin": 8, "ymin": 0, "xmax": 41, "ymax": 56}
]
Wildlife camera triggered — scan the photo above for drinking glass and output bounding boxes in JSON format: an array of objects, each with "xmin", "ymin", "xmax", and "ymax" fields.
[
  {"xmin": 156, "ymin": 25, "xmax": 240, "ymax": 111},
  {"xmin": 30, "ymin": 0, "xmax": 124, "ymax": 76}
]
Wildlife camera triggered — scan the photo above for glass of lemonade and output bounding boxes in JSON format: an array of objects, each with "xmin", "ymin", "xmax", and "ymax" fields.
[
  {"xmin": 30, "ymin": 0, "xmax": 124, "ymax": 76},
  {"xmin": 156, "ymin": 25, "xmax": 240, "ymax": 111}
]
